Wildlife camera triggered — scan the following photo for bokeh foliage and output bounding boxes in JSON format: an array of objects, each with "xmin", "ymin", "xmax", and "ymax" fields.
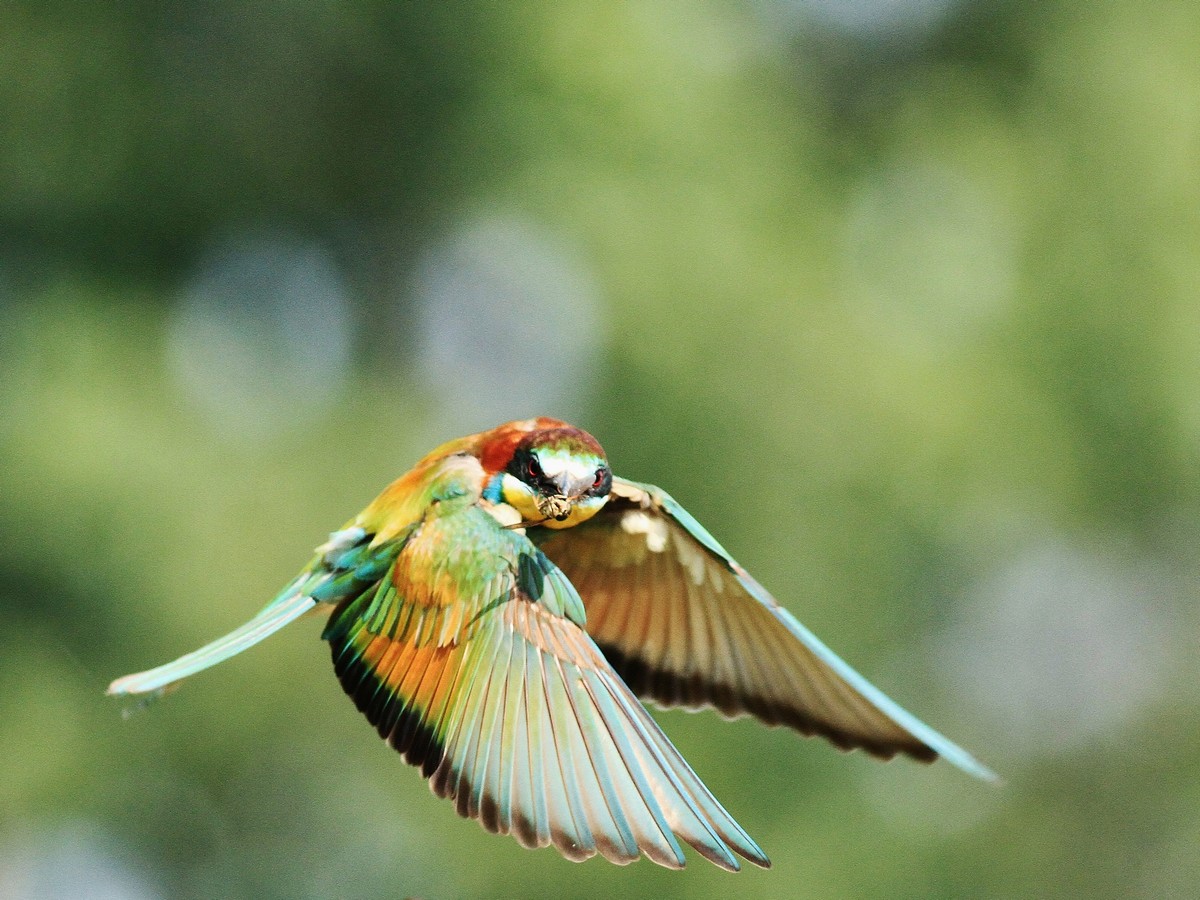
[{"xmin": 3, "ymin": 2, "xmax": 1200, "ymax": 897}]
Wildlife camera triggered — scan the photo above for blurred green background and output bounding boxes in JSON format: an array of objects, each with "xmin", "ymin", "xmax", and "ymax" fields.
[{"xmin": 3, "ymin": 1, "xmax": 1199, "ymax": 897}]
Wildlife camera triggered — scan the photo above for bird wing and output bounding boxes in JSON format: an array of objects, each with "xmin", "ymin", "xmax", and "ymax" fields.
[
  {"xmin": 322, "ymin": 500, "xmax": 770, "ymax": 871},
  {"xmin": 532, "ymin": 477, "xmax": 996, "ymax": 781}
]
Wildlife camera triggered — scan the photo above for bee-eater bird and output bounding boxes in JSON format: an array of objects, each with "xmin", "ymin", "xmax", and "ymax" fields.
[{"xmin": 109, "ymin": 417, "xmax": 994, "ymax": 871}]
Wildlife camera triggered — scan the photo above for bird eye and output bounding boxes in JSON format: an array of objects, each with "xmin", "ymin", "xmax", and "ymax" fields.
[
  {"xmin": 592, "ymin": 468, "xmax": 607, "ymax": 489},
  {"xmin": 527, "ymin": 455, "xmax": 543, "ymax": 480}
]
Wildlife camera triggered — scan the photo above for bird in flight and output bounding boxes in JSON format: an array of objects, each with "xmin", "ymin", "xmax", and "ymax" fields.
[{"xmin": 109, "ymin": 417, "xmax": 994, "ymax": 871}]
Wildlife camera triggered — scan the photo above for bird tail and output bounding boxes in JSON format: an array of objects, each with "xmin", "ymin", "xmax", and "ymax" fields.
[
  {"xmin": 106, "ymin": 588, "xmax": 317, "ymax": 698},
  {"xmin": 106, "ymin": 525, "xmax": 406, "ymax": 700}
]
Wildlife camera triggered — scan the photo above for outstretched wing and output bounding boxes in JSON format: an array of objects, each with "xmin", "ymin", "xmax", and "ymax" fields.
[
  {"xmin": 533, "ymin": 478, "xmax": 995, "ymax": 781},
  {"xmin": 323, "ymin": 501, "xmax": 770, "ymax": 870}
]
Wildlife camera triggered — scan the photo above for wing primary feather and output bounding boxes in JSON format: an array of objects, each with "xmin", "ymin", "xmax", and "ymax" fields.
[
  {"xmin": 752, "ymin": 582, "xmax": 997, "ymax": 779},
  {"xmin": 709, "ymin": 581, "xmax": 766, "ymax": 710},
  {"xmin": 747, "ymin": 604, "xmax": 884, "ymax": 740},
  {"xmin": 689, "ymin": 585, "xmax": 740, "ymax": 714},
  {"xmin": 452, "ymin": 640, "xmax": 498, "ymax": 819},
  {"xmin": 445, "ymin": 657, "xmax": 486, "ymax": 812},
  {"xmin": 517, "ymin": 638, "xmax": 550, "ymax": 848},
  {"xmin": 556, "ymin": 654, "xmax": 641, "ymax": 864},
  {"xmin": 580, "ymin": 669, "xmax": 687, "ymax": 869},
  {"xmin": 464, "ymin": 620, "xmax": 511, "ymax": 822},
  {"xmin": 684, "ymin": 567, "xmax": 715, "ymax": 704},
  {"xmin": 408, "ymin": 646, "xmax": 459, "ymax": 777},
  {"xmin": 417, "ymin": 639, "xmax": 471, "ymax": 780},
  {"xmin": 331, "ymin": 606, "xmax": 375, "ymax": 674},
  {"xmin": 497, "ymin": 635, "xmax": 528, "ymax": 839},
  {"xmin": 365, "ymin": 638, "xmax": 414, "ymax": 737},
  {"xmin": 535, "ymin": 617, "xmax": 595, "ymax": 861},
  {"xmin": 627, "ymin": 558, "xmax": 660, "ymax": 677},
  {"xmin": 608, "ymin": 682, "xmax": 743, "ymax": 872},
  {"xmin": 479, "ymin": 627, "xmax": 517, "ymax": 832},
  {"xmin": 430, "ymin": 639, "xmax": 488, "ymax": 802},
  {"xmin": 753, "ymin": 611, "xmax": 876, "ymax": 749},
  {"xmin": 602, "ymin": 578, "xmax": 638, "ymax": 656},
  {"xmin": 650, "ymin": 553, "xmax": 680, "ymax": 705},
  {"xmin": 353, "ymin": 634, "xmax": 394, "ymax": 720},
  {"xmin": 374, "ymin": 642, "xmax": 421, "ymax": 743},
  {"xmin": 387, "ymin": 643, "xmax": 438, "ymax": 757},
  {"xmin": 610, "ymin": 675, "xmax": 768, "ymax": 870},
  {"xmin": 747, "ymin": 605, "xmax": 838, "ymax": 727},
  {"xmin": 331, "ymin": 591, "xmax": 384, "ymax": 683},
  {"xmin": 545, "ymin": 650, "xmax": 629, "ymax": 864}
]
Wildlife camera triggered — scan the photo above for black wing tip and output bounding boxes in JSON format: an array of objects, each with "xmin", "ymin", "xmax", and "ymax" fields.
[
  {"xmin": 732, "ymin": 843, "xmax": 772, "ymax": 871},
  {"xmin": 328, "ymin": 639, "xmax": 449, "ymax": 776}
]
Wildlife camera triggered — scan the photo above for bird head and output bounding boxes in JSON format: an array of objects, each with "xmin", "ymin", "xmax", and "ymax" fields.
[{"xmin": 481, "ymin": 419, "xmax": 612, "ymax": 529}]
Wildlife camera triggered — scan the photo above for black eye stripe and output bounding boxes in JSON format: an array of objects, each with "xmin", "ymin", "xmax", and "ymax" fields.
[
  {"xmin": 508, "ymin": 448, "xmax": 611, "ymax": 496},
  {"xmin": 508, "ymin": 447, "xmax": 554, "ymax": 491}
]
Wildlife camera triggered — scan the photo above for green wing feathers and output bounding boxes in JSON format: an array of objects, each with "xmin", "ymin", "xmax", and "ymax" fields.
[{"xmin": 323, "ymin": 504, "xmax": 769, "ymax": 870}]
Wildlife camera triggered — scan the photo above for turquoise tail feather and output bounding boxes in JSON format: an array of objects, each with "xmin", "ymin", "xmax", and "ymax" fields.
[
  {"xmin": 107, "ymin": 526, "xmax": 404, "ymax": 700},
  {"xmin": 106, "ymin": 590, "xmax": 317, "ymax": 697}
]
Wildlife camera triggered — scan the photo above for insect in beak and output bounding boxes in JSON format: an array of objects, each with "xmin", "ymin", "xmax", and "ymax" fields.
[{"xmin": 536, "ymin": 494, "xmax": 572, "ymax": 521}]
